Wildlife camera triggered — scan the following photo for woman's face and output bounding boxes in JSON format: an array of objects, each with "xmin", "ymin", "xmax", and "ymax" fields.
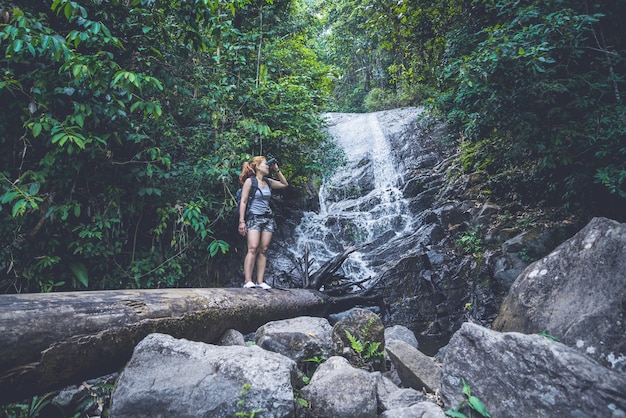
[{"xmin": 258, "ymin": 159, "xmax": 270, "ymax": 174}]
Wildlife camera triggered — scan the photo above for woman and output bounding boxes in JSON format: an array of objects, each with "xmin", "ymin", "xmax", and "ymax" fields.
[{"xmin": 238, "ymin": 156, "xmax": 288, "ymax": 289}]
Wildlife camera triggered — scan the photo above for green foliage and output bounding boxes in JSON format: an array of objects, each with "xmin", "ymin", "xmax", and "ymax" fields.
[
  {"xmin": 445, "ymin": 378, "xmax": 492, "ymax": 418},
  {"xmin": 235, "ymin": 383, "xmax": 263, "ymax": 418},
  {"xmin": 364, "ymin": 88, "xmax": 400, "ymax": 112},
  {"xmin": 344, "ymin": 330, "xmax": 386, "ymax": 369},
  {"xmin": 518, "ymin": 247, "xmax": 532, "ymax": 263},
  {"xmin": 456, "ymin": 229, "xmax": 483, "ymax": 255},
  {"xmin": 538, "ymin": 331, "xmax": 560, "ymax": 342},
  {"xmin": 318, "ymin": 0, "xmax": 458, "ymax": 111},
  {"xmin": 437, "ymin": 0, "xmax": 626, "ymax": 210},
  {"xmin": 300, "ymin": 354, "xmax": 326, "ymax": 385},
  {"xmin": 320, "ymin": 0, "xmax": 626, "ymax": 217},
  {"xmin": 0, "ymin": 393, "xmax": 54, "ymax": 418},
  {"xmin": 0, "ymin": 0, "xmax": 340, "ymax": 292},
  {"xmin": 295, "ymin": 397, "xmax": 309, "ymax": 408}
]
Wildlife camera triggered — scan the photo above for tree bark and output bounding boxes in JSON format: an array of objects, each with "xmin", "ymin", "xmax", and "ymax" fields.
[{"xmin": 0, "ymin": 288, "xmax": 332, "ymax": 404}]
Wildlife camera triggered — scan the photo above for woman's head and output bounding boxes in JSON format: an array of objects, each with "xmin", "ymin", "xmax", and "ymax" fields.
[
  {"xmin": 250, "ymin": 156, "xmax": 267, "ymax": 170},
  {"xmin": 239, "ymin": 156, "xmax": 268, "ymax": 184}
]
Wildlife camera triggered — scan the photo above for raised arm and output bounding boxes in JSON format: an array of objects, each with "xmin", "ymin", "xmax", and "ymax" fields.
[{"xmin": 268, "ymin": 164, "xmax": 288, "ymax": 189}]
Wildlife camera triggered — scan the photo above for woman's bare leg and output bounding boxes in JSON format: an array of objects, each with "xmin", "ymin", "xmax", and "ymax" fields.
[
  {"xmin": 244, "ymin": 229, "xmax": 261, "ymax": 284},
  {"xmin": 256, "ymin": 231, "xmax": 273, "ymax": 284}
]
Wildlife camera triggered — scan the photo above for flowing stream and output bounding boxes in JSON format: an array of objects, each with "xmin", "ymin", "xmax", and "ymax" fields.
[{"xmin": 291, "ymin": 112, "xmax": 414, "ymax": 282}]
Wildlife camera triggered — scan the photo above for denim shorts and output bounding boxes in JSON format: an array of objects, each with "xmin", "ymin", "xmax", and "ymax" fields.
[{"xmin": 246, "ymin": 214, "xmax": 275, "ymax": 233}]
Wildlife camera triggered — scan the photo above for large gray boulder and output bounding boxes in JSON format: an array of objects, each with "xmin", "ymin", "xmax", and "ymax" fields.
[
  {"xmin": 255, "ymin": 316, "xmax": 333, "ymax": 364},
  {"xmin": 441, "ymin": 322, "xmax": 626, "ymax": 418},
  {"xmin": 109, "ymin": 333, "xmax": 297, "ymax": 418},
  {"xmin": 299, "ymin": 356, "xmax": 378, "ymax": 418},
  {"xmin": 493, "ymin": 217, "xmax": 626, "ymax": 370}
]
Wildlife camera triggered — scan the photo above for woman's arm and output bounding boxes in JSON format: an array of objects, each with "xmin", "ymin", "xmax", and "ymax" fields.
[
  {"xmin": 239, "ymin": 178, "xmax": 252, "ymax": 223},
  {"xmin": 268, "ymin": 165, "xmax": 289, "ymax": 189}
]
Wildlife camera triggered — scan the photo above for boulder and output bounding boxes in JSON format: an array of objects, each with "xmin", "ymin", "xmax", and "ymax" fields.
[
  {"xmin": 385, "ymin": 324, "xmax": 419, "ymax": 349},
  {"xmin": 385, "ymin": 339, "xmax": 442, "ymax": 393},
  {"xmin": 299, "ymin": 356, "xmax": 378, "ymax": 418},
  {"xmin": 217, "ymin": 328, "xmax": 246, "ymax": 346},
  {"xmin": 379, "ymin": 403, "xmax": 447, "ymax": 418},
  {"xmin": 255, "ymin": 316, "xmax": 333, "ymax": 364},
  {"xmin": 493, "ymin": 217, "xmax": 626, "ymax": 370},
  {"xmin": 109, "ymin": 333, "xmax": 297, "ymax": 418},
  {"xmin": 372, "ymin": 371, "xmax": 402, "ymax": 406},
  {"xmin": 441, "ymin": 322, "xmax": 626, "ymax": 418},
  {"xmin": 377, "ymin": 387, "xmax": 427, "ymax": 411},
  {"xmin": 332, "ymin": 308, "xmax": 386, "ymax": 370},
  {"xmin": 490, "ymin": 251, "xmax": 529, "ymax": 290}
]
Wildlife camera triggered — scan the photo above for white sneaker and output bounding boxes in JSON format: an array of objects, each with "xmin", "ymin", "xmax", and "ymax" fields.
[
  {"xmin": 243, "ymin": 281, "xmax": 256, "ymax": 288},
  {"xmin": 256, "ymin": 282, "xmax": 271, "ymax": 290}
]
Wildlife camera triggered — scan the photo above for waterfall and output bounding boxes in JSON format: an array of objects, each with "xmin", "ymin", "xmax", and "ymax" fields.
[{"xmin": 292, "ymin": 112, "xmax": 413, "ymax": 282}]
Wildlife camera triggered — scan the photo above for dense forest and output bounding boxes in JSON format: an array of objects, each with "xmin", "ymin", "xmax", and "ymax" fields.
[{"xmin": 1, "ymin": 0, "xmax": 624, "ymax": 295}]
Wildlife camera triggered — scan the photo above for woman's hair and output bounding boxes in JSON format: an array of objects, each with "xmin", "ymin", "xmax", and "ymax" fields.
[{"xmin": 239, "ymin": 156, "xmax": 266, "ymax": 185}]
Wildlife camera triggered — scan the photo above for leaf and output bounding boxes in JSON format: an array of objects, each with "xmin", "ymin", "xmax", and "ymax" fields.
[
  {"xmin": 112, "ymin": 71, "xmax": 125, "ymax": 85},
  {"xmin": 444, "ymin": 410, "xmax": 468, "ymax": 418},
  {"xmin": 1, "ymin": 191, "xmax": 18, "ymax": 204},
  {"xmin": 64, "ymin": 2, "xmax": 72, "ymax": 20},
  {"xmin": 13, "ymin": 39, "xmax": 23, "ymax": 53},
  {"xmin": 70, "ymin": 262, "xmax": 89, "ymax": 287},
  {"xmin": 12, "ymin": 199, "xmax": 27, "ymax": 217},
  {"xmin": 462, "ymin": 378, "xmax": 471, "ymax": 396},
  {"xmin": 130, "ymin": 101, "xmax": 142, "ymax": 112},
  {"xmin": 51, "ymin": 132, "xmax": 66, "ymax": 145},
  {"xmin": 29, "ymin": 182, "xmax": 40, "ymax": 195},
  {"xmin": 32, "ymin": 123, "xmax": 42, "ymax": 137},
  {"xmin": 209, "ymin": 240, "xmax": 219, "ymax": 257},
  {"xmin": 468, "ymin": 395, "xmax": 491, "ymax": 417},
  {"xmin": 345, "ymin": 330, "xmax": 363, "ymax": 353}
]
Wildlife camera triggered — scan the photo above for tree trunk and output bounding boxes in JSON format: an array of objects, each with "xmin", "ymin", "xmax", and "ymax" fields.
[{"xmin": 0, "ymin": 288, "xmax": 331, "ymax": 404}]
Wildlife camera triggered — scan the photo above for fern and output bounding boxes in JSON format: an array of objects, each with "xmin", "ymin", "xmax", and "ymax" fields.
[
  {"xmin": 345, "ymin": 330, "xmax": 364, "ymax": 353},
  {"xmin": 344, "ymin": 330, "xmax": 386, "ymax": 368},
  {"xmin": 363, "ymin": 341, "xmax": 383, "ymax": 360}
]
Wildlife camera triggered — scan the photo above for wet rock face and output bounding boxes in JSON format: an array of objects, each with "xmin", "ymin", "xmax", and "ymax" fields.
[
  {"xmin": 266, "ymin": 109, "xmax": 498, "ymax": 346},
  {"xmin": 324, "ymin": 157, "xmax": 376, "ymax": 203},
  {"xmin": 269, "ymin": 107, "xmax": 582, "ymax": 354}
]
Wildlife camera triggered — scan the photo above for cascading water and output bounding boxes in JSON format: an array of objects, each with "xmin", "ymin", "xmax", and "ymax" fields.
[{"xmin": 291, "ymin": 112, "xmax": 414, "ymax": 282}]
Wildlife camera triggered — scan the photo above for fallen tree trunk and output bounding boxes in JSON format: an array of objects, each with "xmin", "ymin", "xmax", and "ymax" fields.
[{"xmin": 0, "ymin": 288, "xmax": 332, "ymax": 404}]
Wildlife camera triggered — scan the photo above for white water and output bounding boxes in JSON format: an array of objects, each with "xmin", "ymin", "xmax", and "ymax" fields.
[{"xmin": 291, "ymin": 112, "xmax": 413, "ymax": 282}]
